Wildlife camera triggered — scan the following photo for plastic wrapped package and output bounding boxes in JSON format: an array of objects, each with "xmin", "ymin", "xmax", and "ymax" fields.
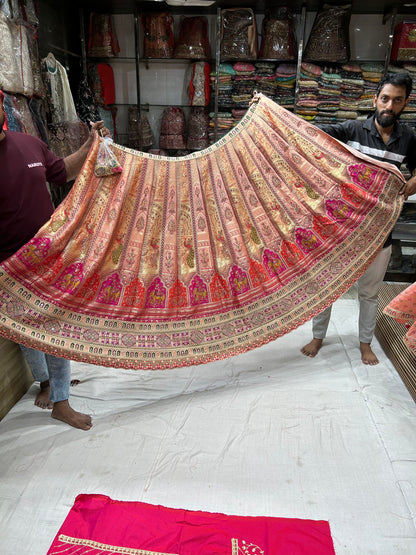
[
  {"xmin": 391, "ymin": 21, "xmax": 416, "ymax": 62},
  {"xmin": 303, "ymin": 4, "xmax": 351, "ymax": 63},
  {"xmin": 259, "ymin": 7, "xmax": 297, "ymax": 60},
  {"xmin": 19, "ymin": 0, "xmax": 39, "ymax": 26},
  {"xmin": 1, "ymin": 0, "xmax": 38, "ymax": 24},
  {"xmin": 188, "ymin": 62, "xmax": 211, "ymax": 106},
  {"xmin": 174, "ymin": 16, "xmax": 211, "ymax": 59},
  {"xmin": 139, "ymin": 112, "xmax": 153, "ymax": 148},
  {"xmin": 94, "ymin": 137, "xmax": 123, "ymax": 177},
  {"xmin": 142, "ymin": 12, "xmax": 174, "ymax": 58},
  {"xmin": 159, "ymin": 106, "xmax": 186, "ymax": 150},
  {"xmin": 128, "ymin": 106, "xmax": 140, "ymax": 149},
  {"xmin": 88, "ymin": 13, "xmax": 120, "ymax": 57},
  {"xmin": 187, "ymin": 107, "xmax": 210, "ymax": 150},
  {"xmin": 128, "ymin": 107, "xmax": 153, "ymax": 149},
  {"xmin": 26, "ymin": 25, "xmax": 45, "ymax": 97},
  {"xmin": 0, "ymin": 11, "xmax": 34, "ymax": 96},
  {"xmin": 15, "ymin": 94, "xmax": 39, "ymax": 137},
  {"xmin": 220, "ymin": 8, "xmax": 258, "ymax": 60}
]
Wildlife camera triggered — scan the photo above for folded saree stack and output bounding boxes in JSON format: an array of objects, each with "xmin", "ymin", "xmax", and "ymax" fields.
[{"xmin": 0, "ymin": 94, "xmax": 404, "ymax": 370}]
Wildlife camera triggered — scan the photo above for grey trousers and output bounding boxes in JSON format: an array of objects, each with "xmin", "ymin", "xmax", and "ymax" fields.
[{"xmin": 312, "ymin": 245, "xmax": 392, "ymax": 344}]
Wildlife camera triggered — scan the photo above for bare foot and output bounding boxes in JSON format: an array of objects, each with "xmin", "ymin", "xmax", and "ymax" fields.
[
  {"xmin": 34, "ymin": 380, "xmax": 53, "ymax": 410},
  {"xmin": 51, "ymin": 400, "xmax": 92, "ymax": 430},
  {"xmin": 360, "ymin": 342, "xmax": 379, "ymax": 365},
  {"xmin": 301, "ymin": 338, "xmax": 323, "ymax": 358}
]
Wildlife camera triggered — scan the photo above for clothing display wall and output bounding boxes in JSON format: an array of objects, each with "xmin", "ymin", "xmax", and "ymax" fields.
[{"xmin": 0, "ymin": 2, "xmax": 92, "ymax": 171}]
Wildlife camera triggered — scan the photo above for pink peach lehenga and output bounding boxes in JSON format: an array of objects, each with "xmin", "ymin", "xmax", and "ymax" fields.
[{"xmin": 0, "ymin": 94, "xmax": 405, "ymax": 369}]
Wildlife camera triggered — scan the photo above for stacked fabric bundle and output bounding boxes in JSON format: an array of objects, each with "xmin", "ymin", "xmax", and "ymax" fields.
[
  {"xmin": 296, "ymin": 62, "xmax": 321, "ymax": 120},
  {"xmin": 395, "ymin": 63, "xmax": 416, "ymax": 130},
  {"xmin": 208, "ymin": 110, "xmax": 234, "ymax": 142},
  {"xmin": 338, "ymin": 63, "xmax": 364, "ymax": 121},
  {"xmin": 232, "ymin": 62, "xmax": 257, "ymax": 108},
  {"xmin": 358, "ymin": 62, "xmax": 384, "ymax": 115},
  {"xmin": 255, "ymin": 62, "xmax": 278, "ymax": 99},
  {"xmin": 316, "ymin": 68, "xmax": 341, "ymax": 123},
  {"xmin": 274, "ymin": 63, "xmax": 297, "ymax": 110},
  {"xmin": 210, "ymin": 63, "xmax": 234, "ymax": 108}
]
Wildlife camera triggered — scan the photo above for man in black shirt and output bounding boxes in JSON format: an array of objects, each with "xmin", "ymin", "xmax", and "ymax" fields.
[{"xmin": 301, "ymin": 73, "xmax": 416, "ymax": 365}]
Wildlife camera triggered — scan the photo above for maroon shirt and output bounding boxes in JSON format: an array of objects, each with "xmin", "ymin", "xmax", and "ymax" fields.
[{"xmin": 0, "ymin": 131, "xmax": 67, "ymax": 263}]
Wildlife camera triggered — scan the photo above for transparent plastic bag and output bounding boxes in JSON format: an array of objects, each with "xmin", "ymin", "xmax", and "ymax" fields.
[
  {"xmin": 259, "ymin": 7, "xmax": 297, "ymax": 60},
  {"xmin": 141, "ymin": 12, "xmax": 174, "ymax": 58},
  {"xmin": 174, "ymin": 16, "xmax": 211, "ymax": 59},
  {"xmin": 304, "ymin": 4, "xmax": 352, "ymax": 63},
  {"xmin": 220, "ymin": 8, "xmax": 258, "ymax": 60},
  {"xmin": 94, "ymin": 137, "xmax": 123, "ymax": 177}
]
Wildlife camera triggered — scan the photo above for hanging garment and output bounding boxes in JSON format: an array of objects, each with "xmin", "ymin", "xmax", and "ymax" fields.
[
  {"xmin": 14, "ymin": 94, "xmax": 40, "ymax": 138},
  {"xmin": 2, "ymin": 92, "xmax": 21, "ymax": 131},
  {"xmin": 42, "ymin": 53, "xmax": 79, "ymax": 123},
  {"xmin": 0, "ymin": 89, "xmax": 7, "ymax": 129},
  {"xmin": 384, "ymin": 282, "xmax": 416, "ymax": 355},
  {"xmin": 47, "ymin": 494, "xmax": 336, "ymax": 555},
  {"xmin": 0, "ymin": 94, "xmax": 405, "ymax": 370},
  {"xmin": 29, "ymin": 96, "xmax": 49, "ymax": 144},
  {"xmin": 88, "ymin": 63, "xmax": 116, "ymax": 106},
  {"xmin": 46, "ymin": 120, "xmax": 89, "ymax": 158},
  {"xmin": 0, "ymin": 10, "xmax": 34, "ymax": 96},
  {"xmin": 75, "ymin": 75, "xmax": 100, "ymax": 126},
  {"xmin": 188, "ymin": 62, "xmax": 211, "ymax": 107},
  {"xmin": 26, "ymin": 25, "xmax": 45, "ymax": 98}
]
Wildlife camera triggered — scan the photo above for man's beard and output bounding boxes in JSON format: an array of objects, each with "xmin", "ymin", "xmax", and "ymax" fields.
[{"xmin": 375, "ymin": 108, "xmax": 403, "ymax": 128}]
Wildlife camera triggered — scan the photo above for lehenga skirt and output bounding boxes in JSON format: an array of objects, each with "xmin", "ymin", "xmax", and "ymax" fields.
[{"xmin": 0, "ymin": 94, "xmax": 405, "ymax": 369}]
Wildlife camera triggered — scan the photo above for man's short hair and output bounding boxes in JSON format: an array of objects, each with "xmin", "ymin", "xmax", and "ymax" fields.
[{"xmin": 376, "ymin": 73, "xmax": 413, "ymax": 99}]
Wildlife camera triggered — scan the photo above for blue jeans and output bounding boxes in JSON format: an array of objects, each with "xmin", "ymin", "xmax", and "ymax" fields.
[{"xmin": 19, "ymin": 345, "xmax": 71, "ymax": 403}]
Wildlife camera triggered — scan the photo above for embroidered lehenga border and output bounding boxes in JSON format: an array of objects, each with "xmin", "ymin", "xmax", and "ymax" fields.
[
  {"xmin": 47, "ymin": 494, "xmax": 336, "ymax": 554},
  {"xmin": 0, "ymin": 94, "xmax": 404, "ymax": 370}
]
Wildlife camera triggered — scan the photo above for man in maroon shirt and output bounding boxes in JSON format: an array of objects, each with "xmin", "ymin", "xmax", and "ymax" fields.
[{"xmin": 0, "ymin": 93, "xmax": 106, "ymax": 430}]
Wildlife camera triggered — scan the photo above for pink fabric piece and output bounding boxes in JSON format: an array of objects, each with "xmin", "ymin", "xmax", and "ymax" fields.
[{"xmin": 47, "ymin": 494, "xmax": 336, "ymax": 554}]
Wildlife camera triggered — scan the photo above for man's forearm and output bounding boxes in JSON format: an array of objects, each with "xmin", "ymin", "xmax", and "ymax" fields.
[
  {"xmin": 63, "ymin": 139, "xmax": 93, "ymax": 181},
  {"xmin": 63, "ymin": 121, "xmax": 106, "ymax": 182}
]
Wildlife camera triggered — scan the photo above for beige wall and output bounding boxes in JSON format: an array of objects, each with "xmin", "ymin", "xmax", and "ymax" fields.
[{"xmin": 0, "ymin": 337, "xmax": 33, "ymax": 420}]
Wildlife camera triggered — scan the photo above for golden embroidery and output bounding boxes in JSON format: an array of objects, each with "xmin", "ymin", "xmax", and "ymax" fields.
[
  {"xmin": 54, "ymin": 534, "xmax": 179, "ymax": 555},
  {"xmin": 232, "ymin": 538, "xmax": 265, "ymax": 554}
]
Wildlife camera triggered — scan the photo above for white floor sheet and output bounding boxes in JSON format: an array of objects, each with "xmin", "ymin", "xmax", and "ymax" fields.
[{"xmin": 1, "ymin": 296, "xmax": 416, "ymax": 555}]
